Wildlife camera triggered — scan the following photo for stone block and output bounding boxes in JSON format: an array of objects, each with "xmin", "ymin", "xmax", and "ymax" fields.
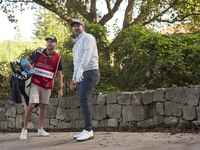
[
  {"xmin": 0, "ymin": 101, "xmax": 5, "ymax": 107},
  {"xmin": 92, "ymin": 120, "xmax": 99, "ymax": 127},
  {"xmin": 58, "ymin": 97, "xmax": 70, "ymax": 108},
  {"xmin": 156, "ymin": 102, "xmax": 164, "ymax": 115},
  {"xmin": 99, "ymin": 120, "xmax": 108, "ymax": 127},
  {"xmin": 92, "ymin": 95, "xmax": 98, "ymax": 105},
  {"xmin": 117, "ymin": 92, "xmax": 132, "ymax": 105},
  {"xmin": 153, "ymin": 116, "xmax": 163, "ymax": 125},
  {"xmin": 57, "ymin": 120, "xmax": 70, "ymax": 129},
  {"xmin": 97, "ymin": 94, "xmax": 106, "ymax": 106},
  {"xmin": 65, "ymin": 108, "xmax": 79, "ymax": 121},
  {"xmin": 185, "ymin": 88, "xmax": 200, "ymax": 106},
  {"xmin": 165, "ymin": 88, "xmax": 186, "ymax": 104},
  {"xmin": 119, "ymin": 122, "xmax": 133, "ymax": 127},
  {"xmin": 106, "ymin": 93, "xmax": 117, "ymax": 104},
  {"xmin": 34, "ymin": 123, "xmax": 39, "ymax": 130},
  {"xmin": 93, "ymin": 106, "xmax": 106, "ymax": 120},
  {"xmin": 15, "ymin": 103, "xmax": 25, "ymax": 114},
  {"xmin": 69, "ymin": 96, "xmax": 80, "ymax": 108},
  {"xmin": 173, "ymin": 103, "xmax": 182, "ymax": 117},
  {"xmin": 147, "ymin": 107, "xmax": 156, "ymax": 118},
  {"xmin": 79, "ymin": 107, "xmax": 84, "ymax": 120},
  {"xmin": 153, "ymin": 88, "xmax": 165, "ymax": 102},
  {"xmin": 50, "ymin": 119, "xmax": 58, "ymax": 126},
  {"xmin": 16, "ymin": 115, "xmax": 23, "ymax": 129},
  {"xmin": 8, "ymin": 118, "xmax": 15, "ymax": 128},
  {"xmin": 197, "ymin": 108, "xmax": 200, "ymax": 121},
  {"xmin": 30, "ymin": 113, "xmax": 39, "ymax": 124},
  {"xmin": 49, "ymin": 98, "xmax": 58, "ymax": 106},
  {"xmin": 122, "ymin": 106, "xmax": 146, "ymax": 121},
  {"xmin": 165, "ymin": 102, "xmax": 174, "ymax": 116},
  {"xmin": 107, "ymin": 104, "xmax": 121, "ymax": 118},
  {"xmin": 49, "ymin": 125, "xmax": 55, "ymax": 129},
  {"xmin": 5, "ymin": 106, "xmax": 16, "ymax": 118},
  {"xmin": 43, "ymin": 118, "xmax": 50, "ymax": 128},
  {"xmin": 163, "ymin": 116, "xmax": 179, "ymax": 124},
  {"xmin": 46, "ymin": 105, "xmax": 57, "ymax": 118},
  {"xmin": 1, "ymin": 121, "xmax": 8, "ymax": 129},
  {"xmin": 142, "ymin": 91, "xmax": 153, "ymax": 105},
  {"xmin": 33, "ymin": 107, "xmax": 39, "ymax": 113},
  {"xmin": 76, "ymin": 120, "xmax": 84, "ymax": 128},
  {"xmin": 0, "ymin": 112, "xmax": 6, "ymax": 121},
  {"xmin": 137, "ymin": 119, "xmax": 154, "ymax": 127},
  {"xmin": 108, "ymin": 118, "xmax": 118, "ymax": 127},
  {"xmin": 70, "ymin": 120, "xmax": 76, "ymax": 128},
  {"xmin": 56, "ymin": 106, "xmax": 66, "ymax": 120},
  {"xmin": 131, "ymin": 92, "xmax": 142, "ymax": 105},
  {"xmin": 182, "ymin": 105, "xmax": 196, "ymax": 120}
]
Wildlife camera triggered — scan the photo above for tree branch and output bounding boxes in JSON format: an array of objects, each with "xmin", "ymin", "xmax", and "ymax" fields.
[
  {"xmin": 89, "ymin": 0, "xmax": 97, "ymax": 23},
  {"xmin": 122, "ymin": 0, "xmax": 136, "ymax": 29},
  {"xmin": 105, "ymin": 0, "xmax": 113, "ymax": 15},
  {"xmin": 34, "ymin": 0, "xmax": 74, "ymax": 24},
  {"xmin": 85, "ymin": 0, "xmax": 89, "ymax": 12},
  {"xmin": 142, "ymin": 0, "xmax": 179, "ymax": 27},
  {"xmin": 99, "ymin": 0, "xmax": 123, "ymax": 26},
  {"xmin": 156, "ymin": 13, "xmax": 200, "ymax": 24}
]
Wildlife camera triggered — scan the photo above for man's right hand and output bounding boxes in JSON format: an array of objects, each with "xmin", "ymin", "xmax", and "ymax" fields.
[{"xmin": 70, "ymin": 80, "xmax": 77, "ymax": 90}]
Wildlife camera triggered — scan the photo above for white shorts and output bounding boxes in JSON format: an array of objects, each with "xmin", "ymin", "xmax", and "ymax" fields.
[{"xmin": 29, "ymin": 83, "xmax": 51, "ymax": 104}]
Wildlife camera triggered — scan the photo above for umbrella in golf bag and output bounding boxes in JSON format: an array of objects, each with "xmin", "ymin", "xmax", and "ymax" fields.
[{"xmin": 10, "ymin": 59, "xmax": 35, "ymax": 107}]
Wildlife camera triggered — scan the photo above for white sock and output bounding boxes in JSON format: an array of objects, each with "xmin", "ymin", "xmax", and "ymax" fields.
[
  {"xmin": 23, "ymin": 128, "xmax": 27, "ymax": 131},
  {"xmin": 38, "ymin": 127, "xmax": 43, "ymax": 132}
]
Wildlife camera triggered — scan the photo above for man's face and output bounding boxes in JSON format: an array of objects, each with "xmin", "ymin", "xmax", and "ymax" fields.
[
  {"xmin": 72, "ymin": 23, "xmax": 85, "ymax": 36},
  {"xmin": 46, "ymin": 39, "xmax": 57, "ymax": 51}
]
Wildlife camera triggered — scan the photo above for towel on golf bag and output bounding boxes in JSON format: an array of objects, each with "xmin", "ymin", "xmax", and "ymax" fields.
[
  {"xmin": 10, "ymin": 60, "xmax": 32, "ymax": 106},
  {"xmin": 9, "ymin": 47, "xmax": 44, "ymax": 107}
]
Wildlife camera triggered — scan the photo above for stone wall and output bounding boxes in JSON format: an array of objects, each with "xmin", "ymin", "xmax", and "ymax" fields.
[{"xmin": 1, "ymin": 87, "xmax": 200, "ymax": 130}]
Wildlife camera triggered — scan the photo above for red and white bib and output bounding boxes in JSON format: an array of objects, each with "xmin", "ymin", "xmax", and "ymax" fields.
[{"xmin": 31, "ymin": 49, "xmax": 60, "ymax": 89}]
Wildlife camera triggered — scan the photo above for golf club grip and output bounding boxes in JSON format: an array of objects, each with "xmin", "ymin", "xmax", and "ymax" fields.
[{"xmin": 10, "ymin": 62, "xmax": 16, "ymax": 73}]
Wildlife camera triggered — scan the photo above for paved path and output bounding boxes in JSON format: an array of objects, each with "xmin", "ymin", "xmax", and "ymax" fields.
[{"xmin": 0, "ymin": 132, "xmax": 200, "ymax": 150}]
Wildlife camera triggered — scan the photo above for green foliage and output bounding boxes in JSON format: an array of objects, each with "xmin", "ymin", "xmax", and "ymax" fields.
[
  {"xmin": 111, "ymin": 24, "xmax": 200, "ymax": 91},
  {"xmin": 33, "ymin": 7, "xmax": 70, "ymax": 43},
  {"xmin": 85, "ymin": 22, "xmax": 119, "ymax": 94},
  {"xmin": 0, "ymin": 39, "xmax": 45, "ymax": 100}
]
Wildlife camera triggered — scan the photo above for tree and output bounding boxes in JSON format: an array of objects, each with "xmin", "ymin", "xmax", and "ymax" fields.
[
  {"xmin": 1, "ymin": 0, "xmax": 199, "ymax": 35},
  {"xmin": 33, "ymin": 6, "xmax": 70, "ymax": 42}
]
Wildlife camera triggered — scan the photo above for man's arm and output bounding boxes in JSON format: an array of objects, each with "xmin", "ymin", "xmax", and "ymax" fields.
[{"xmin": 57, "ymin": 70, "xmax": 63, "ymax": 100}]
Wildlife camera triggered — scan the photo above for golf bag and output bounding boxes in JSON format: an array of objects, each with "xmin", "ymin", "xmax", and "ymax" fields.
[{"xmin": 10, "ymin": 47, "xmax": 44, "ymax": 108}]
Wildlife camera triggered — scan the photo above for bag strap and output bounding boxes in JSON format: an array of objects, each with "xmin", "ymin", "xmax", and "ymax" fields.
[{"xmin": 31, "ymin": 47, "xmax": 44, "ymax": 65}]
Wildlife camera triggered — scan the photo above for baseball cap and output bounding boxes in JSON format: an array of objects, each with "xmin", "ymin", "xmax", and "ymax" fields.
[
  {"xmin": 45, "ymin": 35, "xmax": 57, "ymax": 43},
  {"xmin": 70, "ymin": 19, "xmax": 85, "ymax": 27}
]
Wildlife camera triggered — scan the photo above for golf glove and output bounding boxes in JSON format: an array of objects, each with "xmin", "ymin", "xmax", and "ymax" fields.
[{"xmin": 76, "ymin": 69, "xmax": 84, "ymax": 82}]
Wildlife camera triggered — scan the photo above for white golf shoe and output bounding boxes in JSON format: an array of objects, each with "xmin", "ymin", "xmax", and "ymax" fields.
[{"xmin": 76, "ymin": 130, "xmax": 94, "ymax": 142}]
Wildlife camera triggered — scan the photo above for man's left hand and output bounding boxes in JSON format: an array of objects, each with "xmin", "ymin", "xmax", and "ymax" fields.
[{"xmin": 57, "ymin": 89, "xmax": 63, "ymax": 100}]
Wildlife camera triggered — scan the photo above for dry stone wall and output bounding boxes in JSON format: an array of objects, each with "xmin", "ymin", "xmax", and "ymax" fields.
[{"xmin": 1, "ymin": 87, "xmax": 200, "ymax": 130}]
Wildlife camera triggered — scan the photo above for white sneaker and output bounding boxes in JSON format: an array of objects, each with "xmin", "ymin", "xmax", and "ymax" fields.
[
  {"xmin": 20, "ymin": 128, "xmax": 28, "ymax": 140},
  {"xmin": 74, "ymin": 130, "xmax": 87, "ymax": 139},
  {"xmin": 37, "ymin": 128, "xmax": 49, "ymax": 137},
  {"xmin": 76, "ymin": 130, "xmax": 94, "ymax": 142}
]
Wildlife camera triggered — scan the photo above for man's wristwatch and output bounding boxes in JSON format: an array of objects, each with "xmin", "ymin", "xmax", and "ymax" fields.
[{"xmin": 60, "ymin": 87, "xmax": 63, "ymax": 89}]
